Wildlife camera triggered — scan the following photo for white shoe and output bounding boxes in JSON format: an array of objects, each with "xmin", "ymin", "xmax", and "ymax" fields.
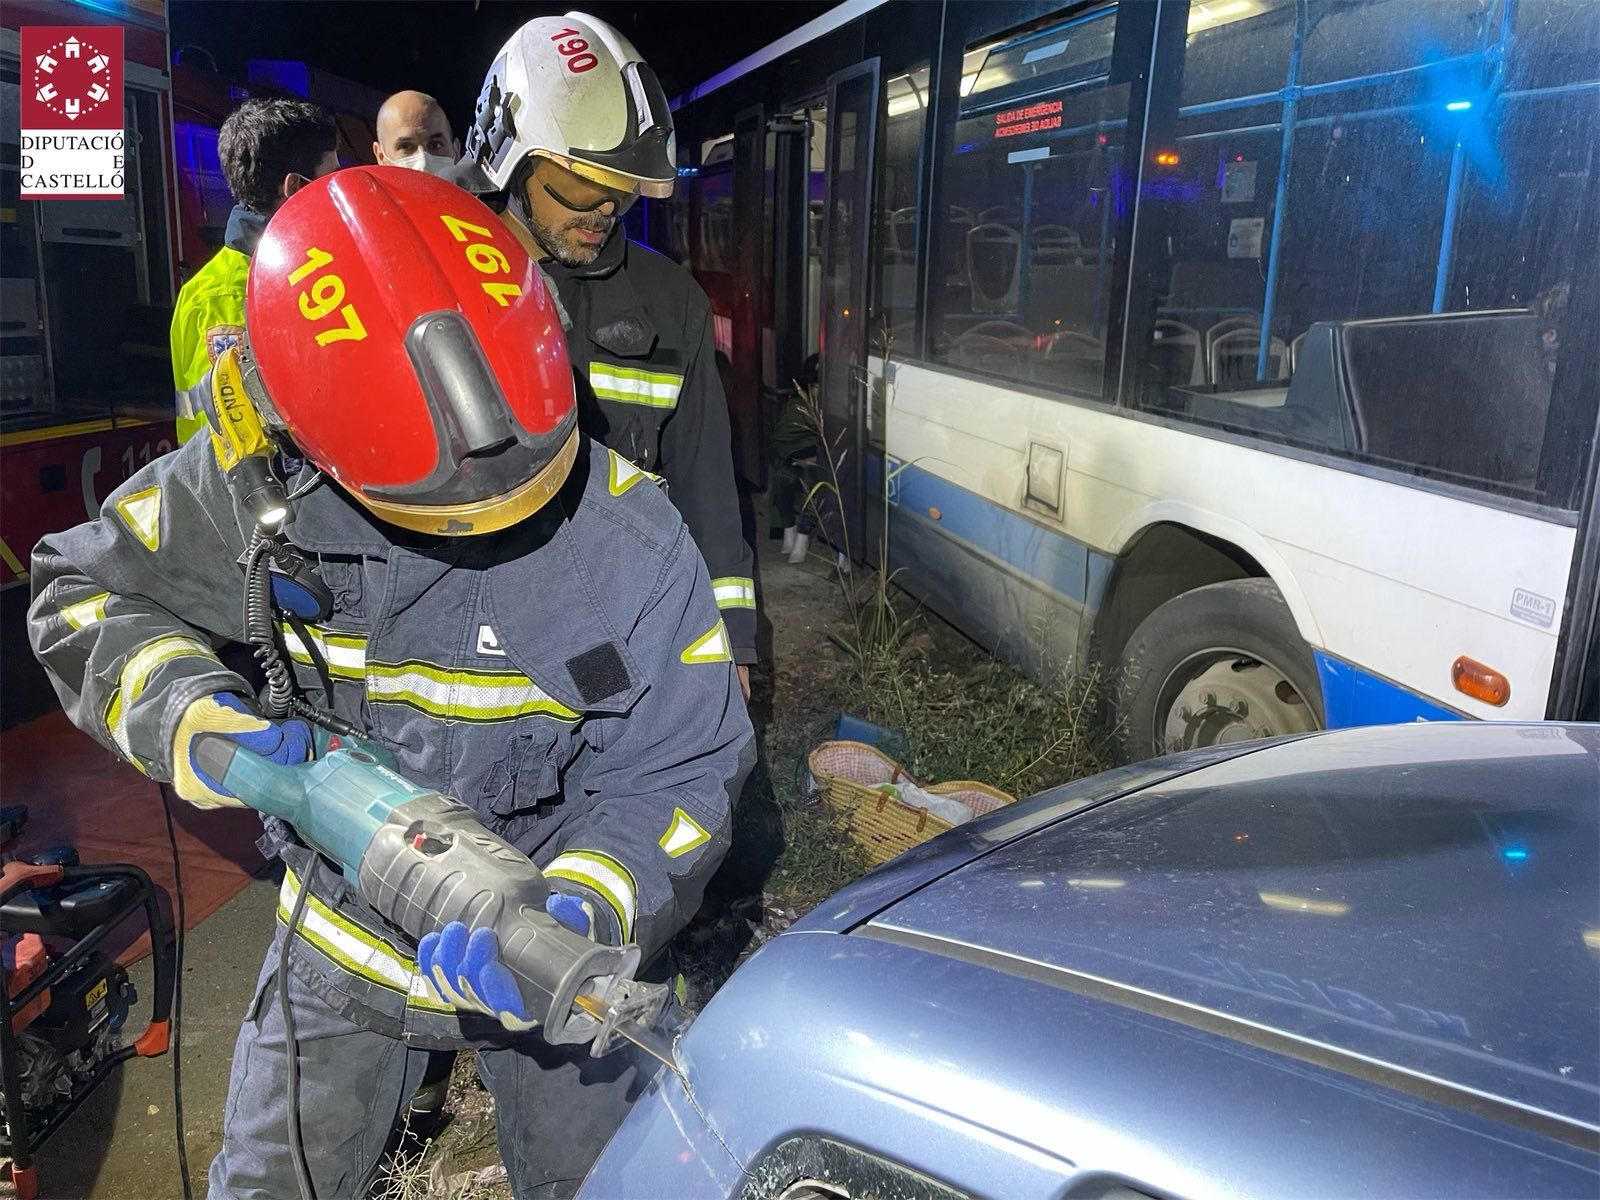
[
  {"xmin": 781, "ymin": 526, "xmax": 797, "ymax": 556},
  {"xmin": 787, "ymin": 533, "xmax": 811, "ymax": 564}
]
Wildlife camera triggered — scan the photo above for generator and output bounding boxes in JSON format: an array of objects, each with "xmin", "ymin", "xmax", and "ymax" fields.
[{"xmin": 1, "ymin": 857, "xmax": 175, "ymax": 1200}]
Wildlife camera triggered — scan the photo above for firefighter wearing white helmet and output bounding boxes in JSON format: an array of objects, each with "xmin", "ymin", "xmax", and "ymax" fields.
[{"xmin": 458, "ymin": 11, "xmax": 760, "ymax": 696}]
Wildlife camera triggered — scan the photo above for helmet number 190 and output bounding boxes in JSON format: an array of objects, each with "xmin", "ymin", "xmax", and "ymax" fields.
[
  {"xmin": 287, "ymin": 246, "xmax": 369, "ymax": 346},
  {"xmin": 440, "ymin": 214, "xmax": 524, "ymax": 307},
  {"xmin": 549, "ymin": 27, "xmax": 597, "ymax": 73}
]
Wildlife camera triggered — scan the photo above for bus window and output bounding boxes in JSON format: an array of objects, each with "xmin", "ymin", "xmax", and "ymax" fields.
[
  {"xmin": 930, "ymin": 6, "xmax": 1127, "ymax": 401},
  {"xmin": 1129, "ymin": 0, "xmax": 1598, "ymax": 510},
  {"xmin": 870, "ymin": 64, "xmax": 930, "ymax": 355}
]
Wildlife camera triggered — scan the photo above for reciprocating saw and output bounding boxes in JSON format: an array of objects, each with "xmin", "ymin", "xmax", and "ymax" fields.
[{"xmin": 192, "ymin": 730, "xmax": 676, "ymax": 1068}]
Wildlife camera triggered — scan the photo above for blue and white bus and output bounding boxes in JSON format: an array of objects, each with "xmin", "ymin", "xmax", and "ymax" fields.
[{"xmin": 645, "ymin": 0, "xmax": 1600, "ymax": 756}]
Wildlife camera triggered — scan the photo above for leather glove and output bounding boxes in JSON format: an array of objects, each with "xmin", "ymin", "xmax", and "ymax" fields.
[
  {"xmin": 171, "ymin": 692, "xmax": 313, "ymax": 809},
  {"xmin": 417, "ymin": 893, "xmax": 596, "ymax": 1032}
]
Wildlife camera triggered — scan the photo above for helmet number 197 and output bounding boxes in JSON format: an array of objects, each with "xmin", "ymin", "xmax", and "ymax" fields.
[
  {"xmin": 549, "ymin": 26, "xmax": 597, "ymax": 74},
  {"xmin": 440, "ymin": 214, "xmax": 524, "ymax": 307},
  {"xmin": 287, "ymin": 247, "xmax": 369, "ymax": 347}
]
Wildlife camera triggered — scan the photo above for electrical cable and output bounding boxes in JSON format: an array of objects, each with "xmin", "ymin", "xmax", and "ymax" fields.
[
  {"xmin": 244, "ymin": 532, "xmax": 296, "ymax": 719},
  {"xmin": 242, "ymin": 527, "xmax": 360, "ymax": 737},
  {"xmin": 157, "ymin": 784, "xmax": 194, "ymax": 1200},
  {"xmin": 285, "ymin": 469, "xmax": 325, "ymax": 503},
  {"xmin": 280, "ymin": 859, "xmax": 318, "ymax": 1200}
]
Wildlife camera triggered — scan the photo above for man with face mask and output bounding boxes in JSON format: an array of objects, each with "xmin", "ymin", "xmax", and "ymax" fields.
[
  {"xmin": 456, "ymin": 12, "xmax": 759, "ymax": 699},
  {"xmin": 373, "ymin": 89, "xmax": 459, "ymax": 176},
  {"xmin": 170, "ymin": 98, "xmax": 338, "ymax": 444}
]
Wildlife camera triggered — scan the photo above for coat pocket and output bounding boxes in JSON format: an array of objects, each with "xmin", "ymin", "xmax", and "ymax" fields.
[{"xmin": 480, "ymin": 724, "xmax": 568, "ymax": 818}]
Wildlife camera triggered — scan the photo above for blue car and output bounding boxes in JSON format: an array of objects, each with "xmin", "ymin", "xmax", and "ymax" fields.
[{"xmin": 581, "ymin": 723, "xmax": 1599, "ymax": 1199}]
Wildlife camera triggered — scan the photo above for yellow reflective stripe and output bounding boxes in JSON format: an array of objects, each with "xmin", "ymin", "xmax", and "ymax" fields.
[
  {"xmin": 0, "ymin": 536, "xmax": 30, "ymax": 580},
  {"xmin": 589, "ymin": 363, "xmax": 683, "ymax": 409},
  {"xmin": 278, "ymin": 871, "xmax": 452, "ymax": 1011},
  {"xmin": 710, "ymin": 577, "xmax": 756, "ymax": 610},
  {"xmin": 107, "ymin": 635, "xmax": 220, "ymax": 760},
  {"xmin": 61, "ymin": 591, "xmax": 110, "ymax": 630},
  {"xmin": 607, "ymin": 449, "xmax": 661, "ymax": 496},
  {"xmin": 544, "ymin": 850, "xmax": 636, "ymax": 941},
  {"xmin": 115, "ymin": 485, "xmax": 163, "ymax": 552},
  {"xmin": 659, "ymin": 807, "xmax": 711, "ymax": 858},
  {"xmin": 278, "ymin": 623, "xmax": 367, "ymax": 680},
  {"xmin": 681, "ymin": 620, "xmax": 732, "ymax": 665},
  {"xmin": 367, "ymin": 660, "xmax": 580, "ymax": 723}
]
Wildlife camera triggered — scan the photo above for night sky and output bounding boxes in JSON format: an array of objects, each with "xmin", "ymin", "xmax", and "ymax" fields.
[{"xmin": 169, "ymin": 1, "xmax": 837, "ymax": 130}]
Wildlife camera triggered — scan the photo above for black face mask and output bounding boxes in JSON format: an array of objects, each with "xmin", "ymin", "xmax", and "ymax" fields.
[{"xmin": 541, "ymin": 174, "xmax": 638, "ymax": 217}]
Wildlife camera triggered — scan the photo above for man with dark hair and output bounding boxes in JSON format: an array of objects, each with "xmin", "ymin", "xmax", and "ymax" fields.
[
  {"xmin": 458, "ymin": 13, "xmax": 759, "ymax": 698},
  {"xmin": 170, "ymin": 98, "xmax": 338, "ymax": 443}
]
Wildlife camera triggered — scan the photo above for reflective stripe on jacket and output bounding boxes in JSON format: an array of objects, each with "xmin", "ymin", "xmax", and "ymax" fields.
[
  {"xmin": 28, "ymin": 425, "xmax": 754, "ymax": 1045},
  {"xmin": 545, "ymin": 232, "xmax": 758, "ymax": 664}
]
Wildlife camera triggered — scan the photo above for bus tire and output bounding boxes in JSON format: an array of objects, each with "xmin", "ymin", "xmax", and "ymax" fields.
[{"xmin": 1115, "ymin": 578, "xmax": 1324, "ymax": 760}]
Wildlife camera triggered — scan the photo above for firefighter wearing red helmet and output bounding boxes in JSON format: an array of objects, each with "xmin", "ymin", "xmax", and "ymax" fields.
[
  {"xmin": 456, "ymin": 11, "xmax": 759, "ymax": 698},
  {"xmin": 28, "ymin": 168, "xmax": 753, "ymax": 1196}
]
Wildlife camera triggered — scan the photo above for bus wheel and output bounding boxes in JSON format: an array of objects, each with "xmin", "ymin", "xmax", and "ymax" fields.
[{"xmin": 1115, "ymin": 578, "xmax": 1323, "ymax": 760}]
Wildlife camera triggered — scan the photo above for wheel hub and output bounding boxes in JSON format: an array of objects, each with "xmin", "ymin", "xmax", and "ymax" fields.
[{"xmin": 1159, "ymin": 653, "xmax": 1318, "ymax": 753}]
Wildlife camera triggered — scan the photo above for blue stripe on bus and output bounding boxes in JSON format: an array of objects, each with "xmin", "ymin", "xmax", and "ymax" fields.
[
  {"xmin": 1315, "ymin": 651, "xmax": 1464, "ymax": 728},
  {"xmin": 887, "ymin": 459, "xmax": 1091, "ymax": 603},
  {"xmin": 881, "ymin": 462, "xmax": 1465, "ymax": 731}
]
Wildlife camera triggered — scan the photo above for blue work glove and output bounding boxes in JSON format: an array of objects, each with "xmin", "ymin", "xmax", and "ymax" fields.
[
  {"xmin": 171, "ymin": 692, "xmax": 314, "ymax": 809},
  {"xmin": 417, "ymin": 894, "xmax": 594, "ymax": 1032}
]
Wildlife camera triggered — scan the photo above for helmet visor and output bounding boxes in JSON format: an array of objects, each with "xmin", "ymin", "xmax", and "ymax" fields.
[{"xmin": 559, "ymin": 61, "xmax": 676, "ymax": 199}]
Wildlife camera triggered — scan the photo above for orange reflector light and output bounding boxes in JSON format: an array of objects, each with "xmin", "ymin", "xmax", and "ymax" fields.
[
  {"xmin": 1155, "ymin": 151, "xmax": 1180, "ymax": 166},
  {"xmin": 1452, "ymin": 656, "xmax": 1510, "ymax": 706}
]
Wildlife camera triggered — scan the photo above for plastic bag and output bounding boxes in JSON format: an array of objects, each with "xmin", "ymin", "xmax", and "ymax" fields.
[{"xmin": 875, "ymin": 782, "xmax": 973, "ymax": 827}]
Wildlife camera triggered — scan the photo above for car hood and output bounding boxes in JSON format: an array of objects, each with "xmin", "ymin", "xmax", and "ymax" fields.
[{"xmin": 867, "ymin": 723, "xmax": 1600, "ymax": 1132}]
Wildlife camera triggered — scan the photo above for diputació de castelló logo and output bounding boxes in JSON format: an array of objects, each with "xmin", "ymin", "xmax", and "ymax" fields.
[{"xmin": 20, "ymin": 25, "xmax": 126, "ymax": 200}]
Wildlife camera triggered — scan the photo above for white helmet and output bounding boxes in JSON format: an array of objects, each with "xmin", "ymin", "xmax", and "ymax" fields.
[{"xmin": 458, "ymin": 12, "xmax": 676, "ymax": 201}]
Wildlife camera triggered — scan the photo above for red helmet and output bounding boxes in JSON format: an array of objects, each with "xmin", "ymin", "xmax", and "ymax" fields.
[{"xmin": 242, "ymin": 167, "xmax": 576, "ymax": 536}]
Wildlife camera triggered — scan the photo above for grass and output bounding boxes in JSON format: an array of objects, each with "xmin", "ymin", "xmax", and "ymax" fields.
[
  {"xmin": 756, "ymin": 599, "xmax": 1120, "ymax": 915},
  {"xmin": 838, "ymin": 637, "xmax": 1119, "ymax": 800}
]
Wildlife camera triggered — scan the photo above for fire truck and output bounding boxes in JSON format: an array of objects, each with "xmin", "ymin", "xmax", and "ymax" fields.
[{"xmin": 1, "ymin": 0, "xmax": 382, "ymax": 591}]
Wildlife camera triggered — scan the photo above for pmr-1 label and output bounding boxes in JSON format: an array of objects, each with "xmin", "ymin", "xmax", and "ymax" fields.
[{"xmin": 1510, "ymin": 587, "xmax": 1556, "ymax": 629}]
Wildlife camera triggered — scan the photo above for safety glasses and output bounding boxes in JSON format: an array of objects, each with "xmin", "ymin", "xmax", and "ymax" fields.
[{"xmin": 533, "ymin": 158, "xmax": 641, "ymax": 216}]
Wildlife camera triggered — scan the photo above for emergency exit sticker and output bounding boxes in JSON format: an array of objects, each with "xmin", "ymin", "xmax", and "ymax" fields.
[{"xmin": 20, "ymin": 25, "xmax": 125, "ymax": 199}]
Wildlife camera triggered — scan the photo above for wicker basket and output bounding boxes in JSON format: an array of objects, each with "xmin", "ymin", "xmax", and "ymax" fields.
[
  {"xmin": 806, "ymin": 742, "xmax": 1015, "ymax": 866},
  {"xmin": 926, "ymin": 780, "xmax": 1015, "ymax": 820}
]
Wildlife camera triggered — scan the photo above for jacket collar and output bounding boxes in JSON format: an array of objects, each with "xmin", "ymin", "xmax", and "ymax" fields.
[
  {"xmin": 545, "ymin": 232, "xmax": 658, "ymax": 359},
  {"xmin": 225, "ymin": 205, "xmax": 267, "ymax": 257},
  {"xmin": 282, "ymin": 471, "xmax": 402, "ymax": 557},
  {"xmin": 545, "ymin": 224, "xmax": 628, "ymax": 281}
]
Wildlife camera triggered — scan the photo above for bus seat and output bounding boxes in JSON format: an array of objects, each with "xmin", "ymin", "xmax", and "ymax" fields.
[
  {"xmin": 1152, "ymin": 319, "xmax": 1204, "ymax": 386},
  {"xmin": 1182, "ymin": 322, "xmax": 1351, "ymax": 450},
  {"xmin": 1340, "ymin": 310, "xmax": 1549, "ymax": 490},
  {"xmin": 1209, "ymin": 328, "xmax": 1290, "ymax": 385},
  {"xmin": 1167, "ymin": 260, "xmax": 1263, "ymax": 311},
  {"xmin": 967, "ymin": 223, "xmax": 1022, "ymax": 312}
]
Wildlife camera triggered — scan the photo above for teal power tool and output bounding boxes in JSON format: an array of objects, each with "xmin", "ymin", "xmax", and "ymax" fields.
[{"xmin": 192, "ymin": 730, "xmax": 676, "ymax": 1068}]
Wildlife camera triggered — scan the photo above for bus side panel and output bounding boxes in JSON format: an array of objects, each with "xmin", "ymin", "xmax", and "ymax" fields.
[
  {"xmin": 887, "ymin": 457, "xmax": 1102, "ymax": 679},
  {"xmin": 888, "ymin": 361, "xmax": 1574, "ymax": 722}
]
